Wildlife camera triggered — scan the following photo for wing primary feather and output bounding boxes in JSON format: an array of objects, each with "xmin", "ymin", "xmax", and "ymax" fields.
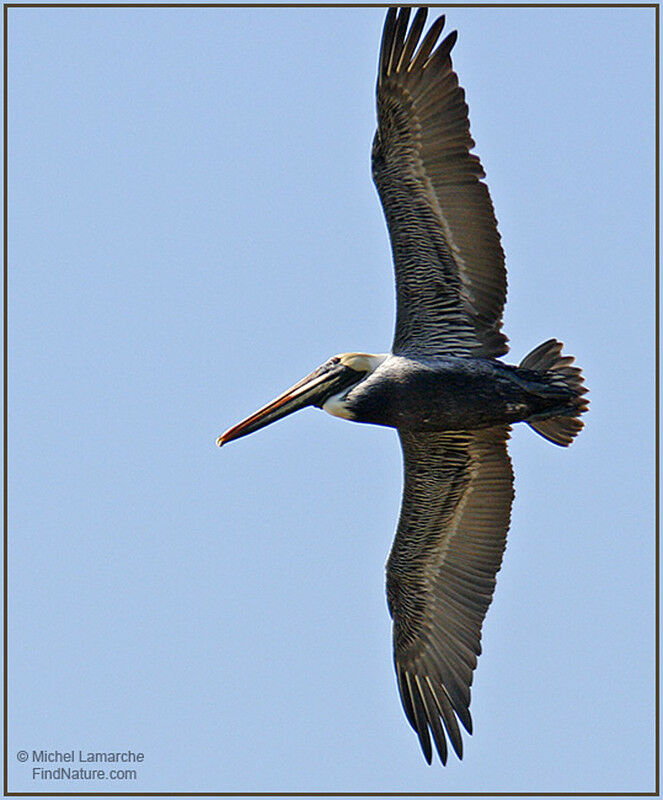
[
  {"xmin": 423, "ymin": 630, "xmax": 473, "ymax": 693},
  {"xmin": 406, "ymin": 671, "xmax": 433, "ymax": 764},
  {"xmin": 426, "ymin": 29, "xmax": 458, "ymax": 70},
  {"xmin": 396, "ymin": 663, "xmax": 418, "ymax": 730},
  {"xmin": 378, "ymin": 7, "xmax": 398, "ymax": 89},
  {"xmin": 388, "ymin": 7, "xmax": 410, "ymax": 77},
  {"xmin": 435, "ymin": 685, "xmax": 465, "ymax": 760},
  {"xmin": 409, "ymin": 14, "xmax": 446, "ymax": 72},
  {"xmin": 426, "ymin": 639, "xmax": 473, "ymax": 735},
  {"xmin": 397, "ymin": 7, "xmax": 427, "ymax": 72},
  {"xmin": 418, "ymin": 675, "xmax": 449, "ymax": 765},
  {"xmin": 422, "ymin": 637, "xmax": 472, "ymax": 722}
]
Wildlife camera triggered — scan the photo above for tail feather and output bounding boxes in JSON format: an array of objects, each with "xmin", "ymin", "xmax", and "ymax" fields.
[{"xmin": 519, "ymin": 339, "xmax": 588, "ymax": 447}]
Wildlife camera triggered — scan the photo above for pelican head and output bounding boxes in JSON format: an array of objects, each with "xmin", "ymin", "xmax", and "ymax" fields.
[{"xmin": 216, "ymin": 352, "xmax": 387, "ymax": 447}]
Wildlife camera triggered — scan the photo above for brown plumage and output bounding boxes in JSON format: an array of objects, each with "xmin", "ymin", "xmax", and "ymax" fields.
[
  {"xmin": 374, "ymin": 6, "xmax": 507, "ymax": 359},
  {"xmin": 371, "ymin": 8, "xmax": 585, "ymax": 764},
  {"xmin": 217, "ymin": 7, "xmax": 588, "ymax": 766},
  {"xmin": 388, "ymin": 427, "xmax": 513, "ymax": 763}
]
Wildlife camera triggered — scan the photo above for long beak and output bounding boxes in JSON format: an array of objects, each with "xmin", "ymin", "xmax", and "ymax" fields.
[{"xmin": 216, "ymin": 360, "xmax": 360, "ymax": 447}]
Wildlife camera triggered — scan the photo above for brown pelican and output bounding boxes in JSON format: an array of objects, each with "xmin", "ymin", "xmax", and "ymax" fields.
[{"xmin": 217, "ymin": 8, "xmax": 588, "ymax": 765}]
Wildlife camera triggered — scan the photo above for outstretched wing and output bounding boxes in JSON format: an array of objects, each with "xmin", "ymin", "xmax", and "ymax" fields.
[
  {"xmin": 386, "ymin": 426, "xmax": 514, "ymax": 764},
  {"xmin": 373, "ymin": 7, "xmax": 508, "ymax": 358}
]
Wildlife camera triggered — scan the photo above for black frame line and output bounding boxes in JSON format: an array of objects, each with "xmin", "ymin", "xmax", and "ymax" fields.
[{"xmin": 2, "ymin": 3, "xmax": 659, "ymax": 797}]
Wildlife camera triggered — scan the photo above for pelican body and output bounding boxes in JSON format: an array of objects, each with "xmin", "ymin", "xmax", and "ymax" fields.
[
  {"xmin": 220, "ymin": 351, "xmax": 583, "ymax": 446},
  {"xmin": 324, "ymin": 354, "xmax": 580, "ymax": 433},
  {"xmin": 217, "ymin": 8, "xmax": 588, "ymax": 767}
]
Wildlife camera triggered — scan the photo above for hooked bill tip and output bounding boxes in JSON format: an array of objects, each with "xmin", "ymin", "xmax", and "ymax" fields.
[{"xmin": 215, "ymin": 435, "xmax": 225, "ymax": 448}]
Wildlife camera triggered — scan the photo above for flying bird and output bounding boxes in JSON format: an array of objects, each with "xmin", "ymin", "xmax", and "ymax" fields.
[{"xmin": 217, "ymin": 8, "xmax": 588, "ymax": 765}]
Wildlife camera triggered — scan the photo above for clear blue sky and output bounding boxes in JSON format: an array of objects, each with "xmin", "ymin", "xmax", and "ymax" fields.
[{"xmin": 7, "ymin": 5, "xmax": 655, "ymax": 795}]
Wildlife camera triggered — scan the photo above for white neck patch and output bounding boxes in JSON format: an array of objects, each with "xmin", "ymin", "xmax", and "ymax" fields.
[{"xmin": 322, "ymin": 391, "xmax": 356, "ymax": 419}]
